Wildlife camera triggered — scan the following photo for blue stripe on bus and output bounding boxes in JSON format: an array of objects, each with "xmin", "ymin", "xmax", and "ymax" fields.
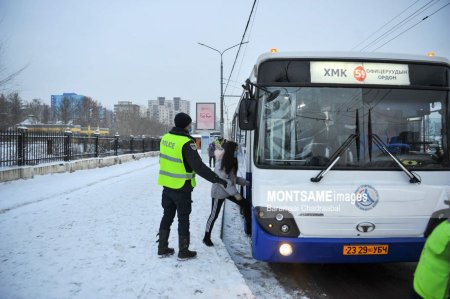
[{"xmin": 251, "ymin": 213, "xmax": 425, "ymax": 263}]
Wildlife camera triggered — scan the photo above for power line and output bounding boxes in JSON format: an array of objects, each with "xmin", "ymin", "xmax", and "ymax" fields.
[
  {"xmin": 226, "ymin": 78, "xmax": 247, "ymax": 85},
  {"xmin": 360, "ymin": 0, "xmax": 439, "ymax": 51},
  {"xmin": 223, "ymin": 0, "xmax": 259, "ymax": 135},
  {"xmin": 359, "ymin": 0, "xmax": 439, "ymax": 51},
  {"xmin": 372, "ymin": 2, "xmax": 450, "ymax": 51},
  {"xmin": 223, "ymin": 0, "xmax": 258, "ymax": 95},
  {"xmin": 229, "ymin": 0, "xmax": 259, "ymax": 96},
  {"xmin": 224, "ymin": 83, "xmax": 243, "ymax": 90},
  {"xmin": 351, "ymin": 0, "xmax": 421, "ymax": 50}
]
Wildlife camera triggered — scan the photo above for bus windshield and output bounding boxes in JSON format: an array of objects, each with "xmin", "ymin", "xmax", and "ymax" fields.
[{"xmin": 256, "ymin": 87, "xmax": 449, "ymax": 169}]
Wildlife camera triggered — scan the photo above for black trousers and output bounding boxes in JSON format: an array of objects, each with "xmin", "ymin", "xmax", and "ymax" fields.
[
  {"xmin": 205, "ymin": 196, "xmax": 251, "ymax": 233},
  {"xmin": 159, "ymin": 188, "xmax": 192, "ymax": 236},
  {"xmin": 209, "ymin": 156, "xmax": 216, "ymax": 167},
  {"xmin": 410, "ymin": 288, "xmax": 424, "ymax": 299}
]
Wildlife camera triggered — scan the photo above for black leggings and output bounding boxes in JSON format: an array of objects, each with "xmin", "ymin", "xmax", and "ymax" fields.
[
  {"xmin": 209, "ymin": 156, "xmax": 216, "ymax": 167},
  {"xmin": 205, "ymin": 196, "xmax": 251, "ymax": 233}
]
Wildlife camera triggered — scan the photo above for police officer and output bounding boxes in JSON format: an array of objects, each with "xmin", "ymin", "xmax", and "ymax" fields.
[
  {"xmin": 413, "ymin": 200, "xmax": 450, "ymax": 299},
  {"xmin": 157, "ymin": 112, "xmax": 227, "ymax": 260}
]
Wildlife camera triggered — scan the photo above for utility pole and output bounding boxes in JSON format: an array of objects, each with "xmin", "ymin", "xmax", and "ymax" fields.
[{"xmin": 198, "ymin": 41, "xmax": 248, "ymax": 136}]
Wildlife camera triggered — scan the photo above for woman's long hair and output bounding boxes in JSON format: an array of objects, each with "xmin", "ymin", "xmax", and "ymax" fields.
[{"xmin": 220, "ymin": 141, "xmax": 238, "ymax": 175}]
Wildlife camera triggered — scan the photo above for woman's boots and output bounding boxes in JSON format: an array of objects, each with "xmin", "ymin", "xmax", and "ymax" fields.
[{"xmin": 203, "ymin": 232, "xmax": 214, "ymax": 247}]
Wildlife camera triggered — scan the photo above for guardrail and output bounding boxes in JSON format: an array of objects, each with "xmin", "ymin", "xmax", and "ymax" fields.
[{"xmin": 0, "ymin": 128, "xmax": 160, "ymax": 167}]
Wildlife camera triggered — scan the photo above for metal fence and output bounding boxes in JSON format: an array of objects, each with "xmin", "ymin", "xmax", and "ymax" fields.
[{"xmin": 0, "ymin": 129, "xmax": 160, "ymax": 168}]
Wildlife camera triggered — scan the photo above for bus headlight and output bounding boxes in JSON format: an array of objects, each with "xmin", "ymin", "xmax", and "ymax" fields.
[
  {"xmin": 279, "ymin": 243, "xmax": 293, "ymax": 256},
  {"xmin": 281, "ymin": 224, "xmax": 290, "ymax": 233},
  {"xmin": 275, "ymin": 213, "xmax": 284, "ymax": 221},
  {"xmin": 254, "ymin": 206, "xmax": 300, "ymax": 237}
]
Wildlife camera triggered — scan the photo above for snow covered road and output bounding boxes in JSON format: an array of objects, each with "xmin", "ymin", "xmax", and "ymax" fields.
[{"xmin": 0, "ymin": 157, "xmax": 254, "ymax": 299}]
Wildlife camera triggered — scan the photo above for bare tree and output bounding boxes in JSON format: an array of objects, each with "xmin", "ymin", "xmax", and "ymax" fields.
[
  {"xmin": 90, "ymin": 101, "xmax": 100, "ymax": 127},
  {"xmin": 100, "ymin": 108, "xmax": 114, "ymax": 130},
  {"xmin": 0, "ymin": 44, "xmax": 27, "ymax": 91},
  {"xmin": 115, "ymin": 110, "xmax": 134, "ymax": 136},
  {"xmin": 25, "ymin": 98, "xmax": 43, "ymax": 119},
  {"xmin": 77, "ymin": 96, "xmax": 91, "ymax": 126},
  {"xmin": 59, "ymin": 97, "xmax": 72, "ymax": 124},
  {"xmin": 133, "ymin": 117, "xmax": 166, "ymax": 136},
  {"xmin": 42, "ymin": 104, "xmax": 51, "ymax": 124},
  {"xmin": 23, "ymin": 98, "xmax": 52, "ymax": 124},
  {"xmin": 0, "ymin": 92, "xmax": 26, "ymax": 128},
  {"xmin": 0, "ymin": 41, "xmax": 27, "ymax": 128},
  {"xmin": 75, "ymin": 96, "xmax": 105, "ymax": 127},
  {"xmin": 115, "ymin": 108, "xmax": 166, "ymax": 137},
  {"xmin": 0, "ymin": 93, "xmax": 9, "ymax": 129},
  {"xmin": 8, "ymin": 92, "xmax": 24, "ymax": 125}
]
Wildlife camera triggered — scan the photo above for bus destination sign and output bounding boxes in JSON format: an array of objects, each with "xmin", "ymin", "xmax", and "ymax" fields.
[{"xmin": 310, "ymin": 61, "xmax": 410, "ymax": 85}]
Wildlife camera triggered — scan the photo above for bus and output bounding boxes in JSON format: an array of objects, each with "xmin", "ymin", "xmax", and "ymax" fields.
[{"xmin": 230, "ymin": 51, "xmax": 450, "ymax": 263}]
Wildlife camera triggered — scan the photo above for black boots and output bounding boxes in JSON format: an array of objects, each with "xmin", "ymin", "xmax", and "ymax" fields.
[
  {"xmin": 157, "ymin": 229, "xmax": 175, "ymax": 257},
  {"xmin": 244, "ymin": 222, "xmax": 252, "ymax": 236},
  {"xmin": 203, "ymin": 232, "xmax": 214, "ymax": 247},
  {"xmin": 178, "ymin": 235, "xmax": 197, "ymax": 260},
  {"xmin": 158, "ymin": 231, "xmax": 197, "ymax": 260},
  {"xmin": 243, "ymin": 206, "xmax": 252, "ymax": 236},
  {"xmin": 244, "ymin": 216, "xmax": 252, "ymax": 236}
]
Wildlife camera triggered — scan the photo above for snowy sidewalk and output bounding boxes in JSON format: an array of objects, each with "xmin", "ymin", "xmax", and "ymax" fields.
[{"xmin": 0, "ymin": 157, "xmax": 254, "ymax": 299}]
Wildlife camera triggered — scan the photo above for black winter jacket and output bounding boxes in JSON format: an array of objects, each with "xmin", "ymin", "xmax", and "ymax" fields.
[{"xmin": 163, "ymin": 127, "xmax": 221, "ymax": 193}]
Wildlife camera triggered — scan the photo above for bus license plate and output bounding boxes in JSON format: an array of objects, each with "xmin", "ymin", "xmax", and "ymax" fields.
[{"xmin": 343, "ymin": 245, "xmax": 389, "ymax": 255}]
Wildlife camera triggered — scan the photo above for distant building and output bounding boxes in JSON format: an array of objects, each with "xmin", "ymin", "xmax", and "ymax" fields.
[
  {"xmin": 173, "ymin": 97, "xmax": 190, "ymax": 115},
  {"xmin": 148, "ymin": 97, "xmax": 190, "ymax": 125},
  {"xmin": 114, "ymin": 101, "xmax": 140, "ymax": 117},
  {"xmin": 50, "ymin": 93, "xmax": 85, "ymax": 122}
]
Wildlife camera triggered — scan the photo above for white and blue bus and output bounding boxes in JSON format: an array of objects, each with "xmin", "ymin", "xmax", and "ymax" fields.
[{"xmin": 231, "ymin": 51, "xmax": 450, "ymax": 263}]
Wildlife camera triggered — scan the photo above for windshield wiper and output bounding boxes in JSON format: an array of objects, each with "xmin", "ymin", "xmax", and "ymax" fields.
[
  {"xmin": 310, "ymin": 133, "xmax": 358, "ymax": 182},
  {"xmin": 368, "ymin": 109, "xmax": 421, "ymax": 184},
  {"xmin": 370, "ymin": 133, "xmax": 421, "ymax": 184},
  {"xmin": 311, "ymin": 109, "xmax": 360, "ymax": 183}
]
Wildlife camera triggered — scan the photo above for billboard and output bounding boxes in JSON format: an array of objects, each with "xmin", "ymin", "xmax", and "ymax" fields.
[{"xmin": 196, "ymin": 103, "xmax": 216, "ymax": 130}]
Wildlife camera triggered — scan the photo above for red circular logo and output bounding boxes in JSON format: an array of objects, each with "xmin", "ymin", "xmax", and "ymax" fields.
[{"xmin": 353, "ymin": 66, "xmax": 366, "ymax": 82}]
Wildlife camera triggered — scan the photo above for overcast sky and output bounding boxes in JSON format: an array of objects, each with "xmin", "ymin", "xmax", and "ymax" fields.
[{"xmin": 1, "ymin": 0, "xmax": 449, "ymax": 122}]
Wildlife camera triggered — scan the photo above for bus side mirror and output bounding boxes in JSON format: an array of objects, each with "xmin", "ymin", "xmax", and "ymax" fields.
[{"xmin": 239, "ymin": 98, "xmax": 257, "ymax": 130}]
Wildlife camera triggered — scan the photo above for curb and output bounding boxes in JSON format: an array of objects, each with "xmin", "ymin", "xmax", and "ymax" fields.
[{"xmin": 0, "ymin": 151, "xmax": 160, "ymax": 183}]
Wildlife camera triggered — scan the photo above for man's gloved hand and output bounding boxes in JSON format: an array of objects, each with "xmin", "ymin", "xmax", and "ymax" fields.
[
  {"xmin": 234, "ymin": 194, "xmax": 243, "ymax": 201},
  {"xmin": 216, "ymin": 178, "xmax": 228, "ymax": 189},
  {"xmin": 245, "ymin": 180, "xmax": 251, "ymax": 186}
]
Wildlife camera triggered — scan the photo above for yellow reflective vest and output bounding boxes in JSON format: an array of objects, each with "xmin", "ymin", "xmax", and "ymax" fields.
[
  {"xmin": 157, "ymin": 133, "xmax": 196, "ymax": 189},
  {"xmin": 414, "ymin": 220, "xmax": 450, "ymax": 299}
]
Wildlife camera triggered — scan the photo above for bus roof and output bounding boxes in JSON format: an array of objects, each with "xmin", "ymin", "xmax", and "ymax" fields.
[{"xmin": 255, "ymin": 51, "xmax": 450, "ymax": 67}]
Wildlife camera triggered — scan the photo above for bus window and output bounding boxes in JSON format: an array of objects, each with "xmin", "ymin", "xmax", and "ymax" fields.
[{"xmin": 256, "ymin": 87, "xmax": 448, "ymax": 169}]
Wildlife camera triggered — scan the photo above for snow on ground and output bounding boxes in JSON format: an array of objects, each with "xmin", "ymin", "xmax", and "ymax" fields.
[
  {"xmin": 222, "ymin": 202, "xmax": 307, "ymax": 299},
  {"xmin": 0, "ymin": 157, "xmax": 253, "ymax": 299}
]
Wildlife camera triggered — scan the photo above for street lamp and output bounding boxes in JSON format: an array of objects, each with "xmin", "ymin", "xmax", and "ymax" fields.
[{"xmin": 198, "ymin": 41, "xmax": 248, "ymax": 136}]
